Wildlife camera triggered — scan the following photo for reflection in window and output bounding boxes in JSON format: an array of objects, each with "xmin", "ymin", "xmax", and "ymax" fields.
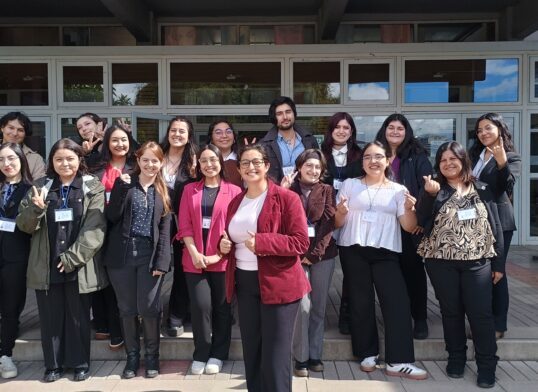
[
  {"xmin": 530, "ymin": 180, "xmax": 538, "ymax": 236},
  {"xmin": 0, "ymin": 63, "xmax": 48, "ymax": 106},
  {"xmin": 353, "ymin": 115, "xmax": 388, "ymax": 147},
  {"xmin": 294, "ymin": 62, "xmax": 340, "ymax": 104},
  {"xmin": 63, "ymin": 66, "xmax": 104, "ymax": 103},
  {"xmin": 417, "ymin": 23, "xmax": 495, "ymax": 42},
  {"xmin": 296, "ymin": 117, "xmax": 330, "ymax": 145},
  {"xmin": 534, "ymin": 62, "xmax": 538, "ymax": 98},
  {"xmin": 405, "ymin": 59, "xmax": 519, "ymax": 103},
  {"xmin": 60, "ymin": 117, "xmax": 80, "ymax": 139},
  {"xmin": 170, "ymin": 62, "xmax": 280, "ymax": 105},
  {"xmin": 408, "ymin": 118, "xmax": 456, "ymax": 164},
  {"xmin": 112, "ymin": 63, "xmax": 158, "ymax": 106},
  {"xmin": 348, "ymin": 64, "xmax": 390, "ymax": 101},
  {"xmin": 530, "ymin": 114, "xmax": 538, "ymax": 173},
  {"xmin": 28, "ymin": 121, "xmax": 47, "ymax": 158},
  {"xmin": 63, "ymin": 27, "xmax": 136, "ymax": 46},
  {"xmin": 0, "ymin": 27, "xmax": 59, "ymax": 46},
  {"xmin": 135, "ymin": 118, "xmax": 159, "ymax": 144}
]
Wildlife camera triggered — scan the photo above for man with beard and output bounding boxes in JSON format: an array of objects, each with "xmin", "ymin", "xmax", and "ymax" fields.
[{"xmin": 259, "ymin": 96, "xmax": 319, "ymax": 183}]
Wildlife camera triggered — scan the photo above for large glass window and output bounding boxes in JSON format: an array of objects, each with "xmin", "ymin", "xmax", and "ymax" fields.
[
  {"xmin": 405, "ymin": 58, "xmax": 519, "ymax": 103},
  {"xmin": 28, "ymin": 120, "xmax": 48, "ymax": 159},
  {"xmin": 0, "ymin": 63, "xmax": 48, "ymax": 106},
  {"xmin": 112, "ymin": 63, "xmax": 158, "ymax": 106},
  {"xmin": 62, "ymin": 65, "xmax": 105, "ymax": 103},
  {"xmin": 0, "ymin": 27, "xmax": 59, "ymax": 46},
  {"xmin": 293, "ymin": 62, "xmax": 340, "ymax": 104},
  {"xmin": 170, "ymin": 62, "xmax": 281, "ymax": 105},
  {"xmin": 353, "ymin": 115, "xmax": 389, "ymax": 147},
  {"xmin": 417, "ymin": 23, "xmax": 495, "ymax": 42},
  {"xmin": 347, "ymin": 63, "xmax": 390, "ymax": 102},
  {"xmin": 407, "ymin": 117, "xmax": 457, "ymax": 164},
  {"xmin": 60, "ymin": 117, "xmax": 80, "ymax": 139},
  {"xmin": 63, "ymin": 27, "xmax": 136, "ymax": 46}
]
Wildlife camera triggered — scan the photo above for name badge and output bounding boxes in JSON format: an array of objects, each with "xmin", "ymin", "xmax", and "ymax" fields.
[
  {"xmin": 0, "ymin": 218, "xmax": 16, "ymax": 232},
  {"xmin": 333, "ymin": 179, "xmax": 343, "ymax": 190},
  {"xmin": 105, "ymin": 192, "xmax": 111, "ymax": 203},
  {"xmin": 457, "ymin": 208, "xmax": 477, "ymax": 221},
  {"xmin": 362, "ymin": 210, "xmax": 378, "ymax": 223},
  {"xmin": 55, "ymin": 208, "xmax": 74, "ymax": 222},
  {"xmin": 283, "ymin": 166, "xmax": 295, "ymax": 177},
  {"xmin": 308, "ymin": 225, "xmax": 316, "ymax": 238},
  {"xmin": 202, "ymin": 216, "xmax": 212, "ymax": 229}
]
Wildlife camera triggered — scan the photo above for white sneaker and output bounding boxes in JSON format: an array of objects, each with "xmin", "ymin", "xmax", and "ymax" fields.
[
  {"xmin": 190, "ymin": 360, "xmax": 206, "ymax": 375},
  {"xmin": 359, "ymin": 355, "xmax": 378, "ymax": 372},
  {"xmin": 0, "ymin": 355, "xmax": 17, "ymax": 379},
  {"xmin": 386, "ymin": 363, "xmax": 428, "ymax": 380},
  {"xmin": 204, "ymin": 358, "xmax": 223, "ymax": 374}
]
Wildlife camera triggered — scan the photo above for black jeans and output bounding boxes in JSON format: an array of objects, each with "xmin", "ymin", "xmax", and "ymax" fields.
[
  {"xmin": 0, "ymin": 262, "xmax": 27, "ymax": 357},
  {"xmin": 236, "ymin": 269, "xmax": 299, "ymax": 392},
  {"xmin": 492, "ymin": 230, "xmax": 513, "ymax": 332},
  {"xmin": 426, "ymin": 258, "xmax": 498, "ymax": 375},
  {"xmin": 167, "ymin": 240, "xmax": 190, "ymax": 327},
  {"xmin": 399, "ymin": 230, "xmax": 427, "ymax": 322},
  {"xmin": 91, "ymin": 284, "xmax": 122, "ymax": 339}
]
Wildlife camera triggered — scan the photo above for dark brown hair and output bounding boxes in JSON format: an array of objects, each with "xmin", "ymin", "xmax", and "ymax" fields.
[
  {"xmin": 434, "ymin": 141, "xmax": 473, "ymax": 187},
  {"xmin": 294, "ymin": 149, "xmax": 327, "ymax": 181},
  {"xmin": 196, "ymin": 144, "xmax": 228, "ymax": 182},
  {"xmin": 47, "ymin": 138, "xmax": 88, "ymax": 178},
  {"xmin": 0, "ymin": 142, "xmax": 33, "ymax": 184}
]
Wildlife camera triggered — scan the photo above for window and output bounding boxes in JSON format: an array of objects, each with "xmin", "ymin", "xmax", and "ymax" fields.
[
  {"xmin": 417, "ymin": 23, "xmax": 495, "ymax": 42},
  {"xmin": 293, "ymin": 62, "xmax": 340, "ymax": 104},
  {"xmin": 406, "ymin": 116, "xmax": 457, "ymax": 164},
  {"xmin": 63, "ymin": 27, "xmax": 136, "ymax": 46},
  {"xmin": 346, "ymin": 61, "xmax": 392, "ymax": 103},
  {"xmin": 405, "ymin": 58, "xmax": 519, "ymax": 104},
  {"xmin": 61, "ymin": 64, "xmax": 106, "ymax": 104},
  {"xmin": 170, "ymin": 62, "xmax": 281, "ymax": 105},
  {"xmin": 0, "ymin": 27, "xmax": 59, "ymax": 46},
  {"xmin": 0, "ymin": 63, "xmax": 48, "ymax": 106},
  {"xmin": 112, "ymin": 63, "xmax": 159, "ymax": 106}
]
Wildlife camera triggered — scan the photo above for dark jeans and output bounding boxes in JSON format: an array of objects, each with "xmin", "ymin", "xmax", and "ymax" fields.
[
  {"xmin": 399, "ymin": 230, "xmax": 428, "ymax": 321},
  {"xmin": 36, "ymin": 281, "xmax": 91, "ymax": 370},
  {"xmin": 339, "ymin": 245, "xmax": 415, "ymax": 363},
  {"xmin": 426, "ymin": 258, "xmax": 498, "ymax": 375},
  {"xmin": 0, "ymin": 262, "xmax": 27, "ymax": 357},
  {"xmin": 493, "ymin": 230, "xmax": 513, "ymax": 332},
  {"xmin": 91, "ymin": 284, "xmax": 122, "ymax": 339},
  {"xmin": 167, "ymin": 240, "xmax": 190, "ymax": 327},
  {"xmin": 185, "ymin": 271, "xmax": 231, "ymax": 362},
  {"xmin": 236, "ymin": 269, "xmax": 299, "ymax": 392}
]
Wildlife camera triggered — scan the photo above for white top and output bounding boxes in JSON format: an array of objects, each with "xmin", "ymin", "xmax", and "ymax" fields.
[
  {"xmin": 332, "ymin": 145, "xmax": 348, "ymax": 167},
  {"xmin": 472, "ymin": 148, "xmax": 494, "ymax": 178},
  {"xmin": 336, "ymin": 178, "xmax": 408, "ymax": 252},
  {"xmin": 228, "ymin": 190, "xmax": 268, "ymax": 271},
  {"xmin": 224, "ymin": 151, "xmax": 238, "ymax": 161},
  {"xmin": 162, "ymin": 166, "xmax": 177, "ymax": 189}
]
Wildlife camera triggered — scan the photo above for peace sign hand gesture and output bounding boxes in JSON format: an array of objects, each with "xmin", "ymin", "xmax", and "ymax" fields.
[
  {"xmin": 423, "ymin": 175, "xmax": 440, "ymax": 196},
  {"xmin": 82, "ymin": 135, "xmax": 101, "ymax": 155},
  {"xmin": 280, "ymin": 171, "xmax": 298, "ymax": 189},
  {"xmin": 31, "ymin": 186, "xmax": 46, "ymax": 209},
  {"xmin": 486, "ymin": 136, "xmax": 508, "ymax": 168}
]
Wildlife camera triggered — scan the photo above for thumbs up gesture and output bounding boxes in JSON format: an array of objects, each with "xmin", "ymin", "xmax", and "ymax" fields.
[
  {"xmin": 423, "ymin": 175, "xmax": 440, "ymax": 196},
  {"xmin": 244, "ymin": 230, "xmax": 256, "ymax": 253},
  {"xmin": 219, "ymin": 231, "xmax": 232, "ymax": 255}
]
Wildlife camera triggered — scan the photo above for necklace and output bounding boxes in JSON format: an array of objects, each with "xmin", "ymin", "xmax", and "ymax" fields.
[{"xmin": 363, "ymin": 178, "xmax": 386, "ymax": 211}]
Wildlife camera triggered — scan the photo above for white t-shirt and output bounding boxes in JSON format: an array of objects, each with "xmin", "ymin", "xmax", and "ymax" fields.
[
  {"xmin": 336, "ymin": 178, "xmax": 408, "ymax": 252},
  {"xmin": 228, "ymin": 190, "xmax": 268, "ymax": 271}
]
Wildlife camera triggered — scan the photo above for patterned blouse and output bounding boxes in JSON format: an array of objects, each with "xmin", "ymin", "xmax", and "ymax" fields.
[{"xmin": 417, "ymin": 187, "xmax": 496, "ymax": 261}]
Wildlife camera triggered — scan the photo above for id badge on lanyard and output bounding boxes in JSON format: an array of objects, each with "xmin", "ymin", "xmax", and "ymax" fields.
[
  {"xmin": 0, "ymin": 217, "xmax": 16, "ymax": 232},
  {"xmin": 457, "ymin": 208, "xmax": 476, "ymax": 221},
  {"xmin": 202, "ymin": 216, "xmax": 212, "ymax": 229},
  {"xmin": 55, "ymin": 208, "xmax": 74, "ymax": 222},
  {"xmin": 362, "ymin": 210, "xmax": 378, "ymax": 223},
  {"xmin": 333, "ymin": 179, "xmax": 343, "ymax": 190}
]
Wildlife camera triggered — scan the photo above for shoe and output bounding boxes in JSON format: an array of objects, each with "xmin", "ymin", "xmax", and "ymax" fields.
[
  {"xmin": 308, "ymin": 359, "xmax": 324, "ymax": 372},
  {"xmin": 191, "ymin": 360, "xmax": 206, "ymax": 375},
  {"xmin": 73, "ymin": 367, "xmax": 90, "ymax": 381},
  {"xmin": 294, "ymin": 360, "xmax": 308, "ymax": 377},
  {"xmin": 95, "ymin": 329, "xmax": 110, "ymax": 340},
  {"xmin": 386, "ymin": 363, "xmax": 428, "ymax": 380},
  {"xmin": 0, "ymin": 355, "xmax": 18, "ymax": 379},
  {"xmin": 204, "ymin": 358, "xmax": 223, "ymax": 374},
  {"xmin": 360, "ymin": 355, "xmax": 378, "ymax": 372},
  {"xmin": 142, "ymin": 317, "xmax": 160, "ymax": 378},
  {"xmin": 144, "ymin": 355, "xmax": 159, "ymax": 378},
  {"xmin": 477, "ymin": 372, "xmax": 495, "ymax": 388},
  {"xmin": 413, "ymin": 319, "xmax": 429, "ymax": 340},
  {"xmin": 495, "ymin": 331, "xmax": 505, "ymax": 340},
  {"xmin": 109, "ymin": 336, "xmax": 124, "ymax": 351},
  {"xmin": 43, "ymin": 368, "xmax": 63, "ymax": 382},
  {"xmin": 166, "ymin": 325, "xmax": 184, "ymax": 337},
  {"xmin": 122, "ymin": 352, "xmax": 140, "ymax": 379},
  {"xmin": 446, "ymin": 361, "xmax": 465, "ymax": 379}
]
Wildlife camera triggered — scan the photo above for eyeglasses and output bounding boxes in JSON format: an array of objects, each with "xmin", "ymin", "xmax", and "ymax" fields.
[
  {"xmin": 362, "ymin": 154, "xmax": 386, "ymax": 162},
  {"xmin": 239, "ymin": 159, "xmax": 265, "ymax": 168},
  {"xmin": 476, "ymin": 125, "xmax": 497, "ymax": 135},
  {"xmin": 303, "ymin": 162, "xmax": 322, "ymax": 170},
  {"xmin": 0, "ymin": 155, "xmax": 19, "ymax": 165},
  {"xmin": 198, "ymin": 157, "xmax": 220, "ymax": 165},
  {"xmin": 213, "ymin": 128, "xmax": 233, "ymax": 137}
]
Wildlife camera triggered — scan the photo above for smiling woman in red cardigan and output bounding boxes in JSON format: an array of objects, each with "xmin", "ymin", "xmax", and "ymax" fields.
[{"xmin": 219, "ymin": 144, "xmax": 310, "ymax": 392}]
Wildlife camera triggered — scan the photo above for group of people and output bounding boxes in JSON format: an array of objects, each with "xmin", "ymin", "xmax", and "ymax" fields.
[{"xmin": 0, "ymin": 97, "xmax": 520, "ymax": 391}]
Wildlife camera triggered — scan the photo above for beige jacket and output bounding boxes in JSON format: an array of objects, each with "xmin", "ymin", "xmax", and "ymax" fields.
[{"xmin": 22, "ymin": 144, "xmax": 46, "ymax": 181}]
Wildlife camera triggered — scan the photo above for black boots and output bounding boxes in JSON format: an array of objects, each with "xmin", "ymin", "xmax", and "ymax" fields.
[
  {"xmin": 121, "ymin": 316, "xmax": 140, "ymax": 379},
  {"xmin": 142, "ymin": 317, "xmax": 161, "ymax": 378}
]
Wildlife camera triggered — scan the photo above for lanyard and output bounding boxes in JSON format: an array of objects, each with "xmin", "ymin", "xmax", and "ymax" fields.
[
  {"xmin": 202, "ymin": 187, "xmax": 218, "ymax": 218},
  {"xmin": 365, "ymin": 180, "xmax": 383, "ymax": 211},
  {"xmin": 60, "ymin": 185, "xmax": 71, "ymax": 209},
  {"xmin": 3, "ymin": 184, "xmax": 13, "ymax": 206}
]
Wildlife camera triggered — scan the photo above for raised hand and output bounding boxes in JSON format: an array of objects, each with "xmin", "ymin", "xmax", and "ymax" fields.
[
  {"xmin": 82, "ymin": 135, "xmax": 101, "ymax": 155},
  {"xmin": 487, "ymin": 136, "xmax": 507, "ymax": 168},
  {"xmin": 336, "ymin": 196, "xmax": 349, "ymax": 215},
  {"xmin": 117, "ymin": 119, "xmax": 132, "ymax": 133},
  {"xmin": 280, "ymin": 171, "xmax": 298, "ymax": 189},
  {"xmin": 244, "ymin": 230, "xmax": 256, "ymax": 253},
  {"xmin": 423, "ymin": 175, "xmax": 440, "ymax": 196},
  {"xmin": 31, "ymin": 186, "xmax": 46, "ymax": 209},
  {"xmin": 404, "ymin": 192, "xmax": 417, "ymax": 211},
  {"xmin": 120, "ymin": 173, "xmax": 131, "ymax": 184},
  {"xmin": 243, "ymin": 137, "xmax": 257, "ymax": 145},
  {"xmin": 219, "ymin": 231, "xmax": 232, "ymax": 255}
]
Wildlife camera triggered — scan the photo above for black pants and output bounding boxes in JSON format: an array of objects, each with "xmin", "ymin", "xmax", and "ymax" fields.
[
  {"xmin": 399, "ymin": 230, "xmax": 427, "ymax": 321},
  {"xmin": 167, "ymin": 240, "xmax": 190, "ymax": 327},
  {"xmin": 426, "ymin": 258, "xmax": 498, "ymax": 375},
  {"xmin": 35, "ymin": 281, "xmax": 91, "ymax": 370},
  {"xmin": 185, "ymin": 271, "xmax": 231, "ymax": 362},
  {"xmin": 339, "ymin": 245, "xmax": 415, "ymax": 363},
  {"xmin": 91, "ymin": 284, "xmax": 122, "ymax": 339},
  {"xmin": 493, "ymin": 230, "xmax": 513, "ymax": 332},
  {"xmin": 0, "ymin": 262, "xmax": 27, "ymax": 357},
  {"xmin": 236, "ymin": 269, "xmax": 299, "ymax": 392}
]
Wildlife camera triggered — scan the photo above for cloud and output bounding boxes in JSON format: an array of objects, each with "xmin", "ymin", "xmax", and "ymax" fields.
[
  {"xmin": 349, "ymin": 83, "xmax": 389, "ymax": 100},
  {"xmin": 486, "ymin": 60, "xmax": 518, "ymax": 76},
  {"xmin": 475, "ymin": 76, "xmax": 518, "ymax": 100}
]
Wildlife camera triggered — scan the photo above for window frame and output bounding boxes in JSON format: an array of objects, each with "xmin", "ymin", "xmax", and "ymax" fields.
[
  {"xmin": 344, "ymin": 58, "xmax": 395, "ymax": 105},
  {"xmin": 57, "ymin": 61, "xmax": 109, "ymax": 107}
]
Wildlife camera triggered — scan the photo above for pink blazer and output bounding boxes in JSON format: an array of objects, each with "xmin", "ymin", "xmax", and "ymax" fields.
[{"xmin": 178, "ymin": 179, "xmax": 242, "ymax": 274}]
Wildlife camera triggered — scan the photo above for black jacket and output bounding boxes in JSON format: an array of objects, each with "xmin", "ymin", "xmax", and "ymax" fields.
[
  {"xmin": 472, "ymin": 151, "xmax": 521, "ymax": 232},
  {"xmin": 259, "ymin": 124, "xmax": 319, "ymax": 183},
  {"xmin": 0, "ymin": 182, "xmax": 32, "ymax": 264},
  {"xmin": 323, "ymin": 156, "xmax": 362, "ymax": 187},
  {"xmin": 397, "ymin": 150, "xmax": 433, "ymax": 198},
  {"xmin": 103, "ymin": 176, "xmax": 171, "ymax": 272},
  {"xmin": 416, "ymin": 181, "xmax": 505, "ymax": 273}
]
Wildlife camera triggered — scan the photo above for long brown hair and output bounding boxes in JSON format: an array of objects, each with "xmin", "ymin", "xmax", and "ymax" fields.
[{"xmin": 133, "ymin": 141, "xmax": 171, "ymax": 215}]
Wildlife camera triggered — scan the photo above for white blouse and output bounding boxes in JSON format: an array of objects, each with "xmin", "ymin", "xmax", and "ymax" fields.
[{"xmin": 336, "ymin": 178, "xmax": 408, "ymax": 252}]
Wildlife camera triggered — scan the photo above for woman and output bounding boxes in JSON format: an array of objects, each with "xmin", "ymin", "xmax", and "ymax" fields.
[
  {"xmin": 73, "ymin": 112, "xmax": 105, "ymax": 159},
  {"xmin": 0, "ymin": 143, "xmax": 32, "ymax": 379},
  {"xmin": 0, "ymin": 111, "xmax": 46, "ymax": 180},
  {"xmin": 104, "ymin": 141, "xmax": 171, "ymax": 379},
  {"xmin": 207, "ymin": 119, "xmax": 243, "ymax": 187},
  {"xmin": 417, "ymin": 141, "xmax": 503, "ymax": 389},
  {"xmin": 161, "ymin": 116, "xmax": 198, "ymax": 337},
  {"xmin": 320, "ymin": 112, "xmax": 361, "ymax": 335},
  {"xmin": 16, "ymin": 138, "xmax": 107, "ymax": 382},
  {"xmin": 88, "ymin": 124, "xmax": 137, "ymax": 349},
  {"xmin": 375, "ymin": 113, "xmax": 433, "ymax": 339},
  {"xmin": 219, "ymin": 144, "xmax": 310, "ymax": 392},
  {"xmin": 469, "ymin": 113, "xmax": 521, "ymax": 340},
  {"xmin": 281, "ymin": 149, "xmax": 337, "ymax": 378},
  {"xmin": 335, "ymin": 141, "xmax": 427, "ymax": 380},
  {"xmin": 178, "ymin": 144, "xmax": 241, "ymax": 375}
]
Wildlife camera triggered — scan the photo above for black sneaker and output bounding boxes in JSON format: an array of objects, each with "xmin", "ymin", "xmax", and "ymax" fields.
[
  {"xmin": 413, "ymin": 319, "xmax": 429, "ymax": 340},
  {"xmin": 109, "ymin": 336, "xmax": 124, "ymax": 351},
  {"xmin": 446, "ymin": 361, "xmax": 465, "ymax": 379},
  {"xmin": 166, "ymin": 324, "xmax": 184, "ymax": 337},
  {"xmin": 477, "ymin": 372, "xmax": 495, "ymax": 388},
  {"xmin": 294, "ymin": 360, "xmax": 308, "ymax": 377},
  {"xmin": 43, "ymin": 368, "xmax": 63, "ymax": 382},
  {"xmin": 308, "ymin": 359, "xmax": 324, "ymax": 372}
]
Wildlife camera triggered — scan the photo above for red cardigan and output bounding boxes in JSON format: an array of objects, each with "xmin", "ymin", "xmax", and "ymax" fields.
[{"xmin": 224, "ymin": 180, "xmax": 311, "ymax": 304}]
